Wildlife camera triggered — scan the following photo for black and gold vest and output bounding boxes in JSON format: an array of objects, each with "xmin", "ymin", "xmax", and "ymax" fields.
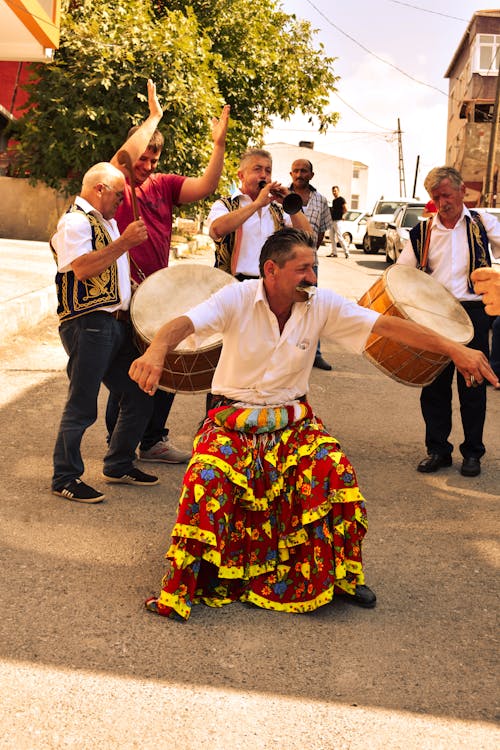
[
  {"xmin": 213, "ymin": 195, "xmax": 285, "ymax": 274},
  {"xmin": 409, "ymin": 210, "xmax": 491, "ymax": 292},
  {"xmin": 51, "ymin": 204, "xmax": 121, "ymax": 321}
]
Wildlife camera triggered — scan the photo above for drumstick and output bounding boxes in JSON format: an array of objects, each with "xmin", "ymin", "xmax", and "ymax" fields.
[{"xmin": 117, "ymin": 149, "xmax": 139, "ymax": 221}]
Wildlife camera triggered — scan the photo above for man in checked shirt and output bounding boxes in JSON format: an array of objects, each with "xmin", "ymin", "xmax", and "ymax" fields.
[{"xmin": 289, "ymin": 158, "xmax": 334, "ymax": 371}]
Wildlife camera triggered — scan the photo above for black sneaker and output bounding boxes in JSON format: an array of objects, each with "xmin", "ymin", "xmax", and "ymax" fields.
[
  {"xmin": 52, "ymin": 479, "xmax": 105, "ymax": 504},
  {"xmin": 102, "ymin": 467, "xmax": 159, "ymax": 486}
]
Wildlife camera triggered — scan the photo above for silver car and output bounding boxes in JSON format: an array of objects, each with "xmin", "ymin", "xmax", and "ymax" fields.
[{"xmin": 385, "ymin": 203, "xmax": 426, "ymax": 264}]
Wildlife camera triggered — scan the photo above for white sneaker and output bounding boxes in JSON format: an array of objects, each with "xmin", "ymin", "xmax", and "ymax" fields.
[{"xmin": 139, "ymin": 438, "xmax": 191, "ymax": 464}]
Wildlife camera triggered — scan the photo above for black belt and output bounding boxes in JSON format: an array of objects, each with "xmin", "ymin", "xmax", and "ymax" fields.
[
  {"xmin": 235, "ymin": 273, "xmax": 260, "ymax": 282},
  {"xmin": 109, "ymin": 309, "xmax": 130, "ymax": 322}
]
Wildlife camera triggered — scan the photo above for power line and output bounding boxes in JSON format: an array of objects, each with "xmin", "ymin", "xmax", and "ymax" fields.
[
  {"xmin": 303, "ymin": 0, "xmax": 448, "ymax": 96},
  {"xmin": 333, "ymin": 91, "xmax": 393, "ymax": 131},
  {"xmin": 4, "ymin": 0, "xmax": 59, "ymax": 31},
  {"xmin": 388, "ymin": 1, "xmax": 468, "ymax": 22}
]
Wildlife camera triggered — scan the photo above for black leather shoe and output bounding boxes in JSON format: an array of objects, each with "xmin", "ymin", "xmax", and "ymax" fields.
[
  {"xmin": 461, "ymin": 457, "xmax": 481, "ymax": 477},
  {"xmin": 417, "ymin": 454, "xmax": 452, "ymax": 473},
  {"xmin": 314, "ymin": 355, "xmax": 333, "ymax": 371},
  {"xmin": 337, "ymin": 585, "xmax": 377, "ymax": 608}
]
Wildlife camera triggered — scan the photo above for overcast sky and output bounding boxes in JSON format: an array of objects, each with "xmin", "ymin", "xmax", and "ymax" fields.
[{"xmin": 265, "ymin": 0, "xmax": 500, "ymax": 209}]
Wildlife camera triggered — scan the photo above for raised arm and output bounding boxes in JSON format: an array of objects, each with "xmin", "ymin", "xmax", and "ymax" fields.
[
  {"xmin": 178, "ymin": 105, "xmax": 231, "ymax": 204},
  {"xmin": 110, "ymin": 79, "xmax": 163, "ymax": 173}
]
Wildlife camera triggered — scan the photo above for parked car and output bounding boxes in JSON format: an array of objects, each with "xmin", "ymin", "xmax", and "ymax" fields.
[
  {"xmin": 340, "ymin": 210, "xmax": 370, "ymax": 248},
  {"xmin": 476, "ymin": 207, "xmax": 500, "ymax": 222},
  {"xmin": 363, "ymin": 198, "xmax": 417, "ymax": 254},
  {"xmin": 385, "ymin": 203, "xmax": 426, "ymax": 264},
  {"xmin": 324, "ymin": 209, "xmax": 369, "ymax": 249}
]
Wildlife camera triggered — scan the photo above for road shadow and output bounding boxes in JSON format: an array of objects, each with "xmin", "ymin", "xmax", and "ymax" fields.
[{"xmin": 0, "ymin": 354, "xmax": 498, "ymax": 725}]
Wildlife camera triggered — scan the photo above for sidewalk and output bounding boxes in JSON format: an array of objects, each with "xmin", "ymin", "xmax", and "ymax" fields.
[
  {"xmin": 0, "ymin": 238, "xmax": 56, "ymax": 345},
  {"xmin": 0, "ymin": 235, "xmax": 216, "ymax": 346}
]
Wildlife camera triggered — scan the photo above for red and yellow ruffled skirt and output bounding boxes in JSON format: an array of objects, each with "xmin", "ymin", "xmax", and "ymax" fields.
[{"xmin": 148, "ymin": 401, "xmax": 368, "ymax": 620}]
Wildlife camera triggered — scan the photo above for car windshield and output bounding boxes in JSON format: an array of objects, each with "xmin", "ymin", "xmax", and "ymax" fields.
[
  {"xmin": 344, "ymin": 211, "xmax": 361, "ymax": 221},
  {"xmin": 376, "ymin": 202, "xmax": 406, "ymax": 214},
  {"xmin": 401, "ymin": 207, "xmax": 424, "ymax": 228}
]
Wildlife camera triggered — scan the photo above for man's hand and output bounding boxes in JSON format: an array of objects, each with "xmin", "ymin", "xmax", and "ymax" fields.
[
  {"xmin": 471, "ymin": 266, "xmax": 500, "ymax": 315},
  {"xmin": 120, "ymin": 218, "xmax": 148, "ymax": 249},
  {"xmin": 129, "ymin": 347, "xmax": 165, "ymax": 396},
  {"xmin": 129, "ymin": 315, "xmax": 195, "ymax": 395},
  {"xmin": 211, "ymin": 104, "xmax": 230, "ymax": 146},
  {"xmin": 255, "ymin": 181, "xmax": 286, "ymax": 208},
  {"xmin": 449, "ymin": 342, "xmax": 499, "ymax": 388},
  {"xmin": 147, "ymin": 78, "xmax": 163, "ymax": 121}
]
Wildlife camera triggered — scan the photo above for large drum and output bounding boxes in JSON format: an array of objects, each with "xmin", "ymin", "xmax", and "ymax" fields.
[
  {"xmin": 131, "ymin": 264, "xmax": 237, "ymax": 393},
  {"xmin": 357, "ymin": 265, "xmax": 474, "ymax": 387}
]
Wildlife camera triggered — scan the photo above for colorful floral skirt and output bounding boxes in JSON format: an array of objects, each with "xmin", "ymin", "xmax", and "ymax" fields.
[{"xmin": 149, "ymin": 401, "xmax": 368, "ymax": 620}]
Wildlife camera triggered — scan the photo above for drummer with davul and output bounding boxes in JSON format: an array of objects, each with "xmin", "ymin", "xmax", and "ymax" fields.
[
  {"xmin": 397, "ymin": 166, "xmax": 500, "ymax": 478},
  {"xmin": 130, "ymin": 227, "xmax": 498, "ymax": 621}
]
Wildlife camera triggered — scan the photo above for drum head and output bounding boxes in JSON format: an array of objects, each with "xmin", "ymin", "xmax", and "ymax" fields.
[
  {"xmin": 384, "ymin": 265, "xmax": 474, "ymax": 344},
  {"xmin": 131, "ymin": 264, "xmax": 237, "ymax": 352}
]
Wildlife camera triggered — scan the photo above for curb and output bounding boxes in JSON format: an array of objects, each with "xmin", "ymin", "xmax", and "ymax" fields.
[{"xmin": 0, "ymin": 285, "xmax": 57, "ymax": 345}]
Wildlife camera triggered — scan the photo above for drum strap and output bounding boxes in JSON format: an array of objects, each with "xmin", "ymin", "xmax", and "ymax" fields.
[
  {"xmin": 129, "ymin": 254, "xmax": 146, "ymax": 283},
  {"xmin": 418, "ymin": 220, "xmax": 433, "ymax": 272}
]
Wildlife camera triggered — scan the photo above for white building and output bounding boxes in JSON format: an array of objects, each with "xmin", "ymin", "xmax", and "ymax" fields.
[{"xmin": 263, "ymin": 142, "xmax": 369, "ymax": 210}]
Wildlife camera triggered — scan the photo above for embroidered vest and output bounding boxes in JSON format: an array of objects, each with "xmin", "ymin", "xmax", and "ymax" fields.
[
  {"xmin": 409, "ymin": 210, "xmax": 491, "ymax": 291},
  {"xmin": 213, "ymin": 195, "xmax": 285, "ymax": 274},
  {"xmin": 51, "ymin": 204, "xmax": 121, "ymax": 321}
]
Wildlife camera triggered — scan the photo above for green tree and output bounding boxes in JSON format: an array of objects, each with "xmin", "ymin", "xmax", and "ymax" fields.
[{"xmin": 11, "ymin": 0, "xmax": 338, "ymax": 194}]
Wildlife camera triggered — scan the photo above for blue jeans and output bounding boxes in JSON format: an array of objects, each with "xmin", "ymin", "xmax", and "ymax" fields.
[
  {"xmin": 52, "ymin": 312, "xmax": 154, "ymax": 489},
  {"xmin": 106, "ymin": 387, "xmax": 174, "ymax": 451}
]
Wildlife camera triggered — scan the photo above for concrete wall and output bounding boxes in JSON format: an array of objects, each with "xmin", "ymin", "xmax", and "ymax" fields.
[{"xmin": 0, "ymin": 177, "xmax": 72, "ymax": 241}]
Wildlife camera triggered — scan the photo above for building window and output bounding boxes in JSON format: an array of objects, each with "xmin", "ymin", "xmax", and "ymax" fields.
[
  {"xmin": 352, "ymin": 167, "xmax": 359, "ymax": 179},
  {"xmin": 351, "ymin": 194, "xmax": 359, "ymax": 209},
  {"xmin": 473, "ymin": 34, "xmax": 500, "ymax": 74}
]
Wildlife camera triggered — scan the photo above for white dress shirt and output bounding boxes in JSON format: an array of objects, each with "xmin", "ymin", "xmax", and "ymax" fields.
[
  {"xmin": 186, "ymin": 279, "xmax": 379, "ymax": 404},
  {"xmin": 398, "ymin": 206, "xmax": 500, "ymax": 302},
  {"xmin": 51, "ymin": 196, "xmax": 131, "ymax": 311},
  {"xmin": 207, "ymin": 190, "xmax": 292, "ymax": 277}
]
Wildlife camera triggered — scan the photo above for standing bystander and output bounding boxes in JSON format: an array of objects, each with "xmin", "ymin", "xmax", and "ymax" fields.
[
  {"xmin": 327, "ymin": 185, "xmax": 350, "ymax": 259},
  {"xmin": 289, "ymin": 158, "xmax": 333, "ymax": 370}
]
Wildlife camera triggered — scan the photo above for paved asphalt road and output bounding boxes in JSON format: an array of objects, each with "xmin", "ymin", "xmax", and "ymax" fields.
[{"xmin": 0, "ymin": 242, "xmax": 498, "ymax": 749}]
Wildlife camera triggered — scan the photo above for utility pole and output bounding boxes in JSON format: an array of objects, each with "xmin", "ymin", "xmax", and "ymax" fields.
[
  {"xmin": 483, "ymin": 70, "xmax": 500, "ymax": 207},
  {"xmin": 397, "ymin": 118, "xmax": 407, "ymax": 197},
  {"xmin": 412, "ymin": 155, "xmax": 420, "ymax": 199}
]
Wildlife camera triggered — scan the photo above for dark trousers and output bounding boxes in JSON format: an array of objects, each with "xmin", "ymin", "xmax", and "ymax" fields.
[
  {"xmin": 106, "ymin": 387, "xmax": 174, "ymax": 451},
  {"xmin": 420, "ymin": 303, "xmax": 490, "ymax": 459},
  {"xmin": 490, "ymin": 316, "xmax": 500, "ymax": 378},
  {"xmin": 313, "ymin": 262, "xmax": 322, "ymax": 357},
  {"xmin": 52, "ymin": 312, "xmax": 154, "ymax": 489}
]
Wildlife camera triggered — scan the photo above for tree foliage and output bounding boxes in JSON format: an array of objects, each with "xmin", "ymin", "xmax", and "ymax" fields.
[{"xmin": 10, "ymin": 0, "xmax": 338, "ymax": 194}]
